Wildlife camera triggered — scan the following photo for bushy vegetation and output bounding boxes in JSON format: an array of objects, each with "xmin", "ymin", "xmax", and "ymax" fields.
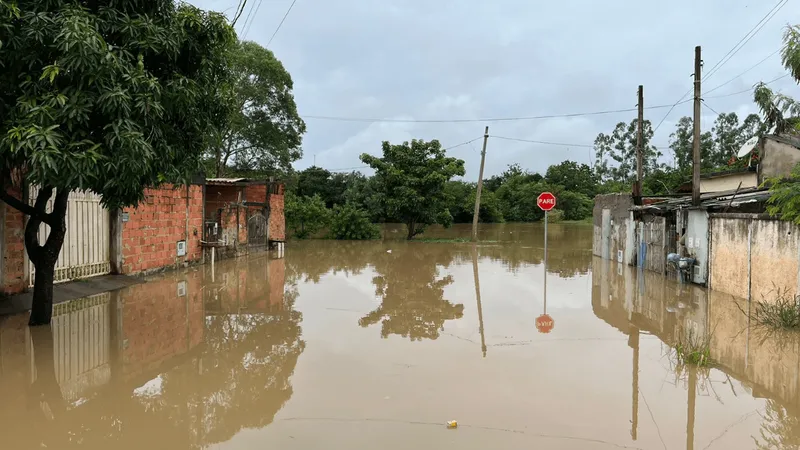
[{"xmin": 329, "ymin": 203, "xmax": 381, "ymax": 240}]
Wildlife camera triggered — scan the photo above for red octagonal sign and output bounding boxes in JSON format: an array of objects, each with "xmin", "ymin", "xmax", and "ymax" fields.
[
  {"xmin": 536, "ymin": 314, "xmax": 554, "ymax": 334},
  {"xmin": 537, "ymin": 192, "xmax": 556, "ymax": 211}
]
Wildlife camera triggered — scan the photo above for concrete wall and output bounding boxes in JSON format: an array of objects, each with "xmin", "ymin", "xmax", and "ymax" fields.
[
  {"xmin": 699, "ymin": 171, "xmax": 757, "ymax": 193},
  {"xmin": 760, "ymin": 135, "xmax": 800, "ymax": 182},
  {"xmin": 120, "ymin": 185, "xmax": 204, "ymax": 275},
  {"xmin": 709, "ymin": 214, "xmax": 800, "ymax": 302},
  {"xmin": 592, "ymin": 194, "xmax": 633, "ymax": 264}
]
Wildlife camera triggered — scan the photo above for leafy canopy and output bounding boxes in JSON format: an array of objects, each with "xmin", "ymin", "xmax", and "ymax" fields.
[
  {"xmin": 360, "ymin": 139, "xmax": 465, "ymax": 239},
  {"xmin": 328, "ymin": 203, "xmax": 381, "ymax": 240},
  {"xmin": 285, "ymin": 193, "xmax": 330, "ymax": 238},
  {"xmin": 210, "ymin": 40, "xmax": 305, "ymax": 177},
  {"xmin": 0, "ymin": 0, "xmax": 236, "ymax": 210}
]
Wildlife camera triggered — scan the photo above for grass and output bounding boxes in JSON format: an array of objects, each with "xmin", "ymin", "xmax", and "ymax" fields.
[
  {"xmin": 673, "ymin": 328, "xmax": 712, "ymax": 367},
  {"xmin": 736, "ymin": 287, "xmax": 800, "ymax": 330},
  {"xmin": 559, "ymin": 218, "xmax": 593, "ymax": 225}
]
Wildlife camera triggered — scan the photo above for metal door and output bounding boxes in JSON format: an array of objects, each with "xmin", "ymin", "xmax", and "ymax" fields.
[
  {"xmin": 247, "ymin": 209, "xmax": 268, "ymax": 247},
  {"xmin": 28, "ymin": 186, "xmax": 111, "ymax": 286}
]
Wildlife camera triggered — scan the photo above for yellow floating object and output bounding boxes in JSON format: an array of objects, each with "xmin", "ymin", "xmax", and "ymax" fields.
[{"xmin": 447, "ymin": 420, "xmax": 458, "ymax": 429}]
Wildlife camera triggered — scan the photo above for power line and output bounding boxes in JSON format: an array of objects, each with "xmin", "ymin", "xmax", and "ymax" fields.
[
  {"xmin": 652, "ymin": 89, "xmax": 693, "ymax": 134},
  {"xmin": 326, "ymin": 136, "xmax": 484, "ymax": 172},
  {"xmin": 705, "ymin": 48, "xmax": 782, "ymax": 95},
  {"xmin": 703, "ymin": 0, "xmax": 788, "ymax": 82},
  {"xmin": 491, "ymin": 135, "xmax": 594, "ymax": 148},
  {"xmin": 701, "ymin": 100, "xmax": 722, "ymax": 116},
  {"xmin": 231, "ymin": 0, "xmax": 248, "ymax": 26},
  {"xmin": 241, "ymin": 0, "xmax": 264, "ymax": 38},
  {"xmin": 705, "ymin": 73, "xmax": 790, "ymax": 99},
  {"xmin": 267, "ymin": 0, "xmax": 298, "ymax": 47},
  {"xmin": 303, "ymin": 103, "xmax": 690, "ymax": 124}
]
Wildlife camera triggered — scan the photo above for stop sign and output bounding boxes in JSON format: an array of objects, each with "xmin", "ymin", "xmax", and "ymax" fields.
[
  {"xmin": 537, "ymin": 192, "xmax": 556, "ymax": 211},
  {"xmin": 536, "ymin": 314, "xmax": 554, "ymax": 334}
]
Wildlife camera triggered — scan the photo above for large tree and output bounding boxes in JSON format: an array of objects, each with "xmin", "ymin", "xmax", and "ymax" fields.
[
  {"xmin": 209, "ymin": 40, "xmax": 305, "ymax": 177},
  {"xmin": 0, "ymin": 1, "xmax": 235, "ymax": 325},
  {"xmin": 544, "ymin": 160, "xmax": 599, "ymax": 198},
  {"xmin": 361, "ymin": 139, "xmax": 465, "ymax": 239},
  {"xmin": 594, "ymin": 118, "xmax": 662, "ymax": 182},
  {"xmin": 669, "ymin": 116, "xmax": 713, "ymax": 171}
]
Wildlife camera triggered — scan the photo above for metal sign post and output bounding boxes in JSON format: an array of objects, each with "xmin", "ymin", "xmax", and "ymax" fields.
[{"xmin": 536, "ymin": 192, "xmax": 556, "ymax": 333}]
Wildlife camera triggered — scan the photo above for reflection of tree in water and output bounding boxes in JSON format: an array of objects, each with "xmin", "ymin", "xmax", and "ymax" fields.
[
  {"xmin": 359, "ymin": 245, "xmax": 464, "ymax": 341},
  {"xmin": 285, "ymin": 241, "xmax": 386, "ymax": 284},
  {"xmin": 754, "ymin": 400, "xmax": 800, "ymax": 450}
]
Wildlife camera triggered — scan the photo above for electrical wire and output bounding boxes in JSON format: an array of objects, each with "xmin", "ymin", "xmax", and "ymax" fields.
[
  {"xmin": 652, "ymin": 89, "xmax": 694, "ymax": 134},
  {"xmin": 701, "ymin": 100, "xmax": 722, "ymax": 116},
  {"xmin": 491, "ymin": 135, "xmax": 594, "ymax": 148},
  {"xmin": 267, "ymin": 0, "xmax": 299, "ymax": 47},
  {"xmin": 303, "ymin": 103, "xmax": 691, "ymax": 124},
  {"xmin": 703, "ymin": 0, "xmax": 788, "ymax": 82},
  {"xmin": 326, "ymin": 136, "xmax": 484, "ymax": 172},
  {"xmin": 705, "ymin": 73, "xmax": 790, "ymax": 99},
  {"xmin": 231, "ymin": 0, "xmax": 248, "ymax": 26},
  {"xmin": 705, "ymin": 48, "xmax": 782, "ymax": 95},
  {"xmin": 241, "ymin": 0, "xmax": 263, "ymax": 38}
]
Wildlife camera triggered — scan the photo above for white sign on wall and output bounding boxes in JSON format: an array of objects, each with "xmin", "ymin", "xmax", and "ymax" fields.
[{"xmin": 687, "ymin": 237, "xmax": 694, "ymax": 249}]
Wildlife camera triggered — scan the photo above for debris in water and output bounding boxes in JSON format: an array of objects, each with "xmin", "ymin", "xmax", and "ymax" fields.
[
  {"xmin": 446, "ymin": 420, "xmax": 458, "ymax": 429},
  {"xmin": 386, "ymin": 249, "xmax": 392, "ymax": 253}
]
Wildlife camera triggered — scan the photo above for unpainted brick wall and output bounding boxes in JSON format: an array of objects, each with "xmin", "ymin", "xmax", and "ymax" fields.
[
  {"xmin": 2, "ymin": 186, "xmax": 26, "ymax": 293},
  {"xmin": 120, "ymin": 269, "xmax": 205, "ymax": 380},
  {"xmin": 269, "ymin": 184, "xmax": 285, "ymax": 242},
  {"xmin": 120, "ymin": 185, "xmax": 203, "ymax": 274}
]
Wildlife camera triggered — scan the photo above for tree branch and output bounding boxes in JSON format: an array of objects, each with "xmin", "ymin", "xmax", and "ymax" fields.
[{"xmin": 0, "ymin": 189, "xmax": 44, "ymax": 220}]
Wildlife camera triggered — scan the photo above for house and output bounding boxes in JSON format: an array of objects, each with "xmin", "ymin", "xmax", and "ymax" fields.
[{"xmin": 0, "ymin": 177, "xmax": 286, "ymax": 295}]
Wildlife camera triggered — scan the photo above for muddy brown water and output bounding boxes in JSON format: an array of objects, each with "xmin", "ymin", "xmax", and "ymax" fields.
[{"xmin": 0, "ymin": 223, "xmax": 797, "ymax": 449}]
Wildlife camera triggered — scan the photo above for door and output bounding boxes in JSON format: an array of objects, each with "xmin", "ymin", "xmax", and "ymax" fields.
[
  {"xmin": 28, "ymin": 186, "xmax": 111, "ymax": 286},
  {"xmin": 247, "ymin": 208, "xmax": 268, "ymax": 247}
]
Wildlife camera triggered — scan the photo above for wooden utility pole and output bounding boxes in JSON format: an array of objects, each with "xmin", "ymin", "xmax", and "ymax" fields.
[
  {"xmin": 692, "ymin": 46, "xmax": 702, "ymax": 206},
  {"xmin": 471, "ymin": 126, "xmax": 489, "ymax": 241},
  {"xmin": 634, "ymin": 85, "xmax": 644, "ymax": 205}
]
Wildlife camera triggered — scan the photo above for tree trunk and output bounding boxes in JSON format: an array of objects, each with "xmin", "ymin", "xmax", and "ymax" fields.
[
  {"xmin": 406, "ymin": 221, "xmax": 415, "ymax": 240},
  {"xmin": 26, "ymin": 188, "xmax": 68, "ymax": 327}
]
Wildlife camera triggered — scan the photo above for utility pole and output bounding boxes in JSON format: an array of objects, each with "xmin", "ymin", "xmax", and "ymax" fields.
[
  {"xmin": 692, "ymin": 46, "xmax": 702, "ymax": 206},
  {"xmin": 471, "ymin": 126, "xmax": 489, "ymax": 241},
  {"xmin": 634, "ymin": 85, "xmax": 644, "ymax": 205}
]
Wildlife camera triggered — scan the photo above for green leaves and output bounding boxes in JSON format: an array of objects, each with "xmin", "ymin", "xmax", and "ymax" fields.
[
  {"xmin": 360, "ymin": 139, "xmax": 466, "ymax": 239},
  {"xmin": 328, "ymin": 203, "xmax": 381, "ymax": 240},
  {"xmin": 285, "ymin": 193, "xmax": 330, "ymax": 239},
  {"xmin": 0, "ymin": 0, "xmax": 236, "ymax": 210}
]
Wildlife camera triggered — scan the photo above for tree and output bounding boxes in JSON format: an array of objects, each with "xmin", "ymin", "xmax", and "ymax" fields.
[
  {"xmin": 545, "ymin": 160, "xmax": 599, "ymax": 198},
  {"xmin": 209, "ymin": 40, "xmax": 305, "ymax": 177},
  {"xmin": 594, "ymin": 119, "xmax": 662, "ymax": 182},
  {"xmin": 293, "ymin": 166, "xmax": 350, "ymax": 208},
  {"xmin": 285, "ymin": 194, "xmax": 330, "ymax": 238},
  {"xmin": 360, "ymin": 139, "xmax": 465, "ymax": 239},
  {"xmin": 753, "ymin": 25, "xmax": 800, "ymax": 134},
  {"xmin": 669, "ymin": 116, "xmax": 714, "ymax": 171},
  {"xmin": 0, "ymin": 1, "xmax": 235, "ymax": 325},
  {"xmin": 328, "ymin": 203, "xmax": 381, "ymax": 240}
]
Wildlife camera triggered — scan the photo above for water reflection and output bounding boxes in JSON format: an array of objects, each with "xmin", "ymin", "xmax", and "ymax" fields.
[
  {"xmin": 591, "ymin": 256, "xmax": 800, "ymax": 449},
  {"xmin": 0, "ymin": 255, "xmax": 300, "ymax": 449}
]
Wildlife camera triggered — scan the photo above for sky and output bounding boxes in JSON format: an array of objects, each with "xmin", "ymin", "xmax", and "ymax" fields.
[{"xmin": 193, "ymin": 0, "xmax": 798, "ymax": 180}]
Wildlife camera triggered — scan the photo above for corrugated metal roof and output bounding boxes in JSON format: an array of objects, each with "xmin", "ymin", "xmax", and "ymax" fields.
[
  {"xmin": 633, "ymin": 187, "xmax": 771, "ymax": 212},
  {"xmin": 206, "ymin": 178, "xmax": 248, "ymax": 184}
]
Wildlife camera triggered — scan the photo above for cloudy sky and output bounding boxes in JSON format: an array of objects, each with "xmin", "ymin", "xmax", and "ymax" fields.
[{"xmin": 194, "ymin": 0, "xmax": 797, "ymax": 180}]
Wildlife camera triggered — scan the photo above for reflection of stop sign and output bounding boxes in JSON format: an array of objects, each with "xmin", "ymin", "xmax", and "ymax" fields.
[
  {"xmin": 536, "ymin": 314, "xmax": 554, "ymax": 333},
  {"xmin": 537, "ymin": 192, "xmax": 556, "ymax": 211}
]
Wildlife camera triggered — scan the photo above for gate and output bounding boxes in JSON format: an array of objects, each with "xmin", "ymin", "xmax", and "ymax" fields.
[
  {"xmin": 28, "ymin": 186, "xmax": 111, "ymax": 286},
  {"xmin": 247, "ymin": 209, "xmax": 268, "ymax": 247}
]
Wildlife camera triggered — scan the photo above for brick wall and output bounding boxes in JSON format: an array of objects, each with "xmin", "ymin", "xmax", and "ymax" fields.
[
  {"xmin": 268, "ymin": 184, "xmax": 285, "ymax": 242},
  {"xmin": 120, "ymin": 269, "xmax": 205, "ymax": 380},
  {"xmin": 120, "ymin": 185, "xmax": 203, "ymax": 275},
  {"xmin": 2, "ymin": 187, "xmax": 26, "ymax": 293}
]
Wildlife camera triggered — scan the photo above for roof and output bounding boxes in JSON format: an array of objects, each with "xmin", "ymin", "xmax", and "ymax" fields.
[
  {"xmin": 633, "ymin": 186, "xmax": 771, "ymax": 213},
  {"xmin": 206, "ymin": 178, "xmax": 249, "ymax": 185}
]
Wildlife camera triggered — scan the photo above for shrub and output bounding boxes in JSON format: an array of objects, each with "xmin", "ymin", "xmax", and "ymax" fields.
[
  {"xmin": 546, "ymin": 209, "xmax": 565, "ymax": 223},
  {"xmin": 286, "ymin": 194, "xmax": 330, "ymax": 239},
  {"xmin": 329, "ymin": 203, "xmax": 381, "ymax": 240}
]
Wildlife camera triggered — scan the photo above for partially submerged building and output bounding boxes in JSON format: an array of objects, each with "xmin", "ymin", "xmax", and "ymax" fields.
[
  {"xmin": 0, "ymin": 177, "xmax": 286, "ymax": 296},
  {"xmin": 593, "ymin": 133, "xmax": 800, "ymax": 303}
]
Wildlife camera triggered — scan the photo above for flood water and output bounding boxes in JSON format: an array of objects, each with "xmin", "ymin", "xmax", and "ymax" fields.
[{"xmin": 0, "ymin": 223, "xmax": 798, "ymax": 449}]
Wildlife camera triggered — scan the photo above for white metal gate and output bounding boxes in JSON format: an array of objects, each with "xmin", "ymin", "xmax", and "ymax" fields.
[{"xmin": 28, "ymin": 186, "xmax": 111, "ymax": 286}]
